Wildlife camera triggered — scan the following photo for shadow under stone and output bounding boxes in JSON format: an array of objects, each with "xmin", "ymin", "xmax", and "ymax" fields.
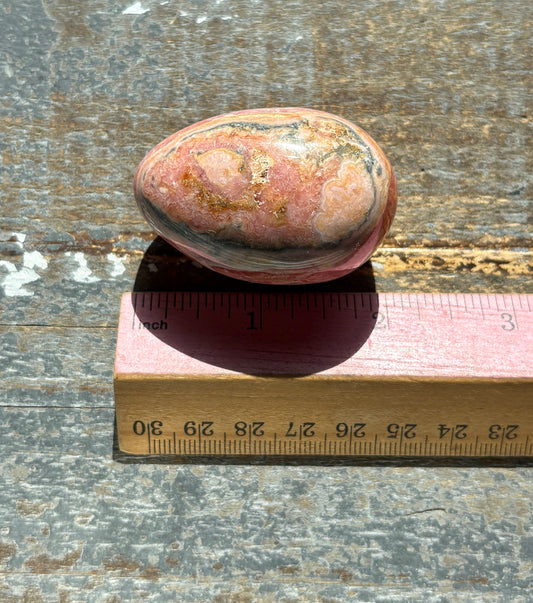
[{"xmin": 131, "ymin": 237, "xmax": 378, "ymax": 376}]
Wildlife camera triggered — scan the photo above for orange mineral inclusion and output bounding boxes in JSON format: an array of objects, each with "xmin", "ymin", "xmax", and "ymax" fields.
[{"xmin": 134, "ymin": 107, "xmax": 397, "ymax": 284}]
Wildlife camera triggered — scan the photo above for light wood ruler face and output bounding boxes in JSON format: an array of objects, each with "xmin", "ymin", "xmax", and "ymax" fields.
[{"xmin": 114, "ymin": 292, "xmax": 532, "ymax": 459}]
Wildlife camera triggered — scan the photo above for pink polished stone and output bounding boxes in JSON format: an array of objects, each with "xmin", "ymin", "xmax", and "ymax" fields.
[{"xmin": 134, "ymin": 108, "xmax": 397, "ymax": 284}]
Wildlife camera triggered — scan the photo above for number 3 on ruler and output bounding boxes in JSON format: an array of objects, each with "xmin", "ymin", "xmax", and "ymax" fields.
[{"xmin": 500, "ymin": 313, "xmax": 515, "ymax": 331}]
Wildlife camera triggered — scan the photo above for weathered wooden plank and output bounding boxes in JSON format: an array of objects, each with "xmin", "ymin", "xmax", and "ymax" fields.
[
  {"xmin": 1, "ymin": 239, "xmax": 531, "ymax": 328},
  {"xmin": 0, "ymin": 576, "xmax": 530, "ymax": 602},
  {"xmin": 1, "ymin": 243, "xmax": 531, "ymax": 319},
  {"xmin": 1, "ymin": 0, "xmax": 532, "ymax": 599},
  {"xmin": 0, "ymin": 407, "xmax": 532, "ymax": 599},
  {"xmin": 3, "ymin": 0, "xmax": 530, "ymax": 117},
  {"xmin": 0, "ymin": 325, "xmax": 114, "ymax": 407},
  {"xmin": 0, "ymin": 407, "xmax": 113, "ymax": 456},
  {"xmin": 2, "ymin": 112, "xmax": 530, "ymax": 237},
  {"xmin": 2, "ymin": 187, "xmax": 531, "ymax": 250},
  {"xmin": 1, "ymin": 0, "xmax": 530, "ymax": 244}
]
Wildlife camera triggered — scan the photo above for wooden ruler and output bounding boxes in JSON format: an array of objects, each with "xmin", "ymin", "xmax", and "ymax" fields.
[{"xmin": 114, "ymin": 292, "xmax": 532, "ymax": 459}]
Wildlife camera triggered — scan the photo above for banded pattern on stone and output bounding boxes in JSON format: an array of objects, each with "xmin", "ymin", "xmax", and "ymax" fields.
[{"xmin": 134, "ymin": 108, "xmax": 397, "ymax": 284}]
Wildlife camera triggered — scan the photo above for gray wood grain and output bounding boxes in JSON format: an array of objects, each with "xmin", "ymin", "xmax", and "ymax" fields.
[
  {"xmin": 1, "ymin": 238, "xmax": 531, "ymax": 331},
  {"xmin": 1, "ymin": 409, "xmax": 532, "ymax": 601},
  {"xmin": 1, "ymin": 0, "xmax": 532, "ymax": 599}
]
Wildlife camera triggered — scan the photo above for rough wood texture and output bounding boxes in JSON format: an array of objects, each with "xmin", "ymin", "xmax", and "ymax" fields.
[{"xmin": 1, "ymin": 0, "xmax": 531, "ymax": 600}]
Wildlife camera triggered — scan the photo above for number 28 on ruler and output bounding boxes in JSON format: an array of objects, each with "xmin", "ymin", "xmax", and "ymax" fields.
[{"xmin": 129, "ymin": 418, "xmax": 529, "ymax": 457}]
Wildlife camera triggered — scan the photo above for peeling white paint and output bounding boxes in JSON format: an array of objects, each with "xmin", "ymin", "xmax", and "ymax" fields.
[
  {"xmin": 0, "ymin": 232, "xmax": 25, "ymax": 243},
  {"xmin": 0, "ymin": 251, "xmax": 48, "ymax": 297},
  {"xmin": 196, "ymin": 15, "xmax": 207, "ymax": 24},
  {"xmin": 107, "ymin": 253, "xmax": 126, "ymax": 277},
  {"xmin": 66, "ymin": 252, "xmax": 100, "ymax": 283},
  {"xmin": 25, "ymin": 251, "xmax": 48, "ymax": 271},
  {"xmin": 122, "ymin": 2, "xmax": 150, "ymax": 15},
  {"xmin": 0, "ymin": 232, "xmax": 26, "ymax": 252}
]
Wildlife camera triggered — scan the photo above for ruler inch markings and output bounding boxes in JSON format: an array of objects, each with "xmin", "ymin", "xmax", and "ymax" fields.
[
  {"xmin": 510, "ymin": 295, "xmax": 519, "ymax": 330},
  {"xmin": 115, "ymin": 292, "xmax": 533, "ymax": 459}
]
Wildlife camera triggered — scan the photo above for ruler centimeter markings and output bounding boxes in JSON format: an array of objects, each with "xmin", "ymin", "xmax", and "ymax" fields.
[{"xmin": 114, "ymin": 292, "xmax": 532, "ymax": 459}]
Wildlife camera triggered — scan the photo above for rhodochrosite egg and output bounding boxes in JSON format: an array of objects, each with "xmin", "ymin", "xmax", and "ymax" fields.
[{"xmin": 134, "ymin": 107, "xmax": 397, "ymax": 284}]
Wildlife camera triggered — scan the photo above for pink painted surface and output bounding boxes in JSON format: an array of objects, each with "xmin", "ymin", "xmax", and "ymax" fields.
[{"xmin": 114, "ymin": 293, "xmax": 533, "ymax": 379}]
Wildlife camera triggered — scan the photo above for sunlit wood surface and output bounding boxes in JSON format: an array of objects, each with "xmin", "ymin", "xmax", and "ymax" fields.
[{"xmin": 1, "ymin": 0, "xmax": 531, "ymax": 599}]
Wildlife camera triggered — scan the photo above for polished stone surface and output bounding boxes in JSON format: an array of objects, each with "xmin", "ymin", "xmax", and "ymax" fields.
[{"xmin": 134, "ymin": 108, "xmax": 396, "ymax": 284}]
